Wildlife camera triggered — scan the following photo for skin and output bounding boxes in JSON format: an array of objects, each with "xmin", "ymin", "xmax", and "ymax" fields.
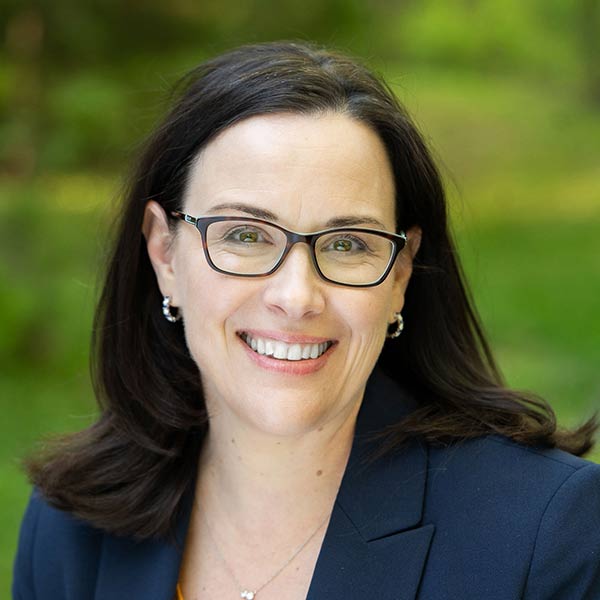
[{"xmin": 143, "ymin": 112, "xmax": 421, "ymax": 599}]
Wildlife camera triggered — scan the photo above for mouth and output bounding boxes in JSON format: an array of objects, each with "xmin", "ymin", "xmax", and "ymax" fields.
[{"xmin": 238, "ymin": 332, "xmax": 335, "ymax": 361}]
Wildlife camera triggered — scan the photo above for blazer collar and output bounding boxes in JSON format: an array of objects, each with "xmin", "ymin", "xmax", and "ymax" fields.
[
  {"xmin": 94, "ymin": 370, "xmax": 432, "ymax": 600},
  {"xmin": 306, "ymin": 370, "xmax": 433, "ymax": 600}
]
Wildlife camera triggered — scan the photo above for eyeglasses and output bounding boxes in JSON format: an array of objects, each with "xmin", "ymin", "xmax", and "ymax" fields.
[{"xmin": 171, "ymin": 211, "xmax": 407, "ymax": 287}]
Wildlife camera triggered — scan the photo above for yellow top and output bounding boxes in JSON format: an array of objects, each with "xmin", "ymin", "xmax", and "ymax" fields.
[{"xmin": 176, "ymin": 583, "xmax": 184, "ymax": 600}]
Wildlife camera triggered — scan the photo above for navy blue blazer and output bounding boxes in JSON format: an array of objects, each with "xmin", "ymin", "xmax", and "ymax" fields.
[{"xmin": 13, "ymin": 371, "xmax": 600, "ymax": 599}]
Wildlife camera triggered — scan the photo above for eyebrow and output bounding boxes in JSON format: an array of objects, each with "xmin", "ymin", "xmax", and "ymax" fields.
[
  {"xmin": 206, "ymin": 202, "xmax": 388, "ymax": 230},
  {"xmin": 207, "ymin": 202, "xmax": 278, "ymax": 221},
  {"xmin": 324, "ymin": 215, "xmax": 387, "ymax": 229}
]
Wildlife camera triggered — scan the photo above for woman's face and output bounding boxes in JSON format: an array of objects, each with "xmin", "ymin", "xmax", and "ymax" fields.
[{"xmin": 145, "ymin": 113, "xmax": 419, "ymax": 437}]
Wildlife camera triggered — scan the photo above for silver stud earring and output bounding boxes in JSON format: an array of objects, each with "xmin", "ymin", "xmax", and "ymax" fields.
[
  {"xmin": 162, "ymin": 295, "xmax": 180, "ymax": 323},
  {"xmin": 386, "ymin": 312, "xmax": 404, "ymax": 339}
]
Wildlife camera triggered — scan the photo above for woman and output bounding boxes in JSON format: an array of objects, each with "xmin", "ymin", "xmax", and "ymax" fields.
[{"xmin": 13, "ymin": 41, "xmax": 600, "ymax": 600}]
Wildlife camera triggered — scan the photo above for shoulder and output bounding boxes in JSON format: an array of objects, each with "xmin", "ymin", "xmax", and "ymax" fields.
[
  {"xmin": 425, "ymin": 434, "xmax": 600, "ymax": 535},
  {"xmin": 13, "ymin": 490, "xmax": 104, "ymax": 600},
  {"xmin": 428, "ymin": 432, "xmax": 599, "ymax": 488},
  {"xmin": 13, "ymin": 488, "xmax": 188, "ymax": 599},
  {"xmin": 423, "ymin": 436, "xmax": 600, "ymax": 598},
  {"xmin": 425, "ymin": 432, "xmax": 600, "ymax": 533}
]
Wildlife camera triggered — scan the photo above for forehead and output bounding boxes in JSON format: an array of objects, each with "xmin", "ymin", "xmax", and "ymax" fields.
[{"xmin": 183, "ymin": 112, "xmax": 396, "ymax": 229}]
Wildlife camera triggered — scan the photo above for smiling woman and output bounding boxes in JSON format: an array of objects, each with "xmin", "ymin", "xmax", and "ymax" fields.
[
  {"xmin": 12, "ymin": 42, "xmax": 600, "ymax": 600},
  {"xmin": 142, "ymin": 113, "xmax": 415, "ymax": 436}
]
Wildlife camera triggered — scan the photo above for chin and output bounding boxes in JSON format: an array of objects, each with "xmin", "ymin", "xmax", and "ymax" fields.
[{"xmin": 238, "ymin": 394, "xmax": 335, "ymax": 438}]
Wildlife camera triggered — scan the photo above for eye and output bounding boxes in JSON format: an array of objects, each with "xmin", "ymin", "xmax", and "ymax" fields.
[
  {"xmin": 332, "ymin": 240, "xmax": 352, "ymax": 252},
  {"xmin": 238, "ymin": 230, "xmax": 259, "ymax": 243},
  {"xmin": 332, "ymin": 239, "xmax": 354, "ymax": 252},
  {"xmin": 322, "ymin": 234, "xmax": 370, "ymax": 253},
  {"xmin": 224, "ymin": 226, "xmax": 270, "ymax": 244}
]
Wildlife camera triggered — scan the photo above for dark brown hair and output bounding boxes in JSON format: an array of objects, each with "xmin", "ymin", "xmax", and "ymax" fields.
[{"xmin": 27, "ymin": 41, "xmax": 597, "ymax": 539}]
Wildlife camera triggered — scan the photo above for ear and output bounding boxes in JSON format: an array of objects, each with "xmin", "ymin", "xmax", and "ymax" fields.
[
  {"xmin": 142, "ymin": 200, "xmax": 178, "ymax": 302},
  {"xmin": 390, "ymin": 225, "xmax": 422, "ymax": 316}
]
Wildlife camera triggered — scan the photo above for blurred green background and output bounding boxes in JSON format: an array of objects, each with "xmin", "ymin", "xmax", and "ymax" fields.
[{"xmin": 1, "ymin": 0, "xmax": 599, "ymax": 594}]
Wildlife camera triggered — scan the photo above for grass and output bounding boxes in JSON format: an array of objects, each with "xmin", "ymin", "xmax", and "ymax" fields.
[{"xmin": 2, "ymin": 68, "xmax": 599, "ymax": 594}]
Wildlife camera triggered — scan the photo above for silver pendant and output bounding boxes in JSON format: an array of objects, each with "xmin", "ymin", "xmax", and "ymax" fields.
[{"xmin": 241, "ymin": 591, "xmax": 256, "ymax": 599}]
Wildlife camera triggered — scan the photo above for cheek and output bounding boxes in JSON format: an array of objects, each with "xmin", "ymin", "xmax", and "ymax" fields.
[
  {"xmin": 175, "ymin": 267, "xmax": 236, "ymax": 354},
  {"xmin": 175, "ymin": 264, "xmax": 264, "ymax": 365},
  {"xmin": 340, "ymin": 286, "xmax": 395, "ymax": 345},
  {"xmin": 175, "ymin": 245, "xmax": 238, "ymax": 317},
  {"xmin": 335, "ymin": 293, "xmax": 391, "ymax": 389}
]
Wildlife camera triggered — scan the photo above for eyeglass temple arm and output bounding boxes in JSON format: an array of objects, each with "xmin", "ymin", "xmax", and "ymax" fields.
[{"xmin": 171, "ymin": 211, "xmax": 197, "ymax": 225}]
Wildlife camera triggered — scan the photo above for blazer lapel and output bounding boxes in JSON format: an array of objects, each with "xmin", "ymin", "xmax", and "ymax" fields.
[
  {"xmin": 307, "ymin": 371, "xmax": 434, "ymax": 600},
  {"xmin": 93, "ymin": 486, "xmax": 194, "ymax": 600}
]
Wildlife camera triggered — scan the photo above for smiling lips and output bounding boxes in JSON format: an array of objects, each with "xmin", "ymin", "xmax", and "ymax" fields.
[{"xmin": 240, "ymin": 332, "xmax": 334, "ymax": 361}]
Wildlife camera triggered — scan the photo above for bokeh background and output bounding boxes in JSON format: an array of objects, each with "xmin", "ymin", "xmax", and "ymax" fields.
[{"xmin": 1, "ymin": 0, "xmax": 599, "ymax": 593}]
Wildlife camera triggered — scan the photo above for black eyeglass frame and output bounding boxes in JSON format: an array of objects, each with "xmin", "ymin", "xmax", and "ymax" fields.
[{"xmin": 170, "ymin": 210, "xmax": 407, "ymax": 288}]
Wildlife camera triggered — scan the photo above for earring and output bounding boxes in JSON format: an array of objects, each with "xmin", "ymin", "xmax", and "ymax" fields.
[
  {"xmin": 162, "ymin": 295, "xmax": 180, "ymax": 323},
  {"xmin": 386, "ymin": 312, "xmax": 404, "ymax": 339}
]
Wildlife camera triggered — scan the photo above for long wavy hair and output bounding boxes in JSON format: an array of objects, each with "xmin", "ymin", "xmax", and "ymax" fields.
[{"xmin": 27, "ymin": 41, "xmax": 597, "ymax": 539}]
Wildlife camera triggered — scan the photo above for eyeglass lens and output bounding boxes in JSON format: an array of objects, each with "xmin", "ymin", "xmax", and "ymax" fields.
[{"xmin": 205, "ymin": 220, "xmax": 395, "ymax": 285}]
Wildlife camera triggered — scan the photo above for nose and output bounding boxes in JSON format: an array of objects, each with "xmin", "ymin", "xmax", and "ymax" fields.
[{"xmin": 262, "ymin": 243, "xmax": 326, "ymax": 319}]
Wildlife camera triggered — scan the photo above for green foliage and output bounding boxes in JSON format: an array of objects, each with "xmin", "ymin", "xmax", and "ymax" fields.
[
  {"xmin": 2, "ymin": 1, "xmax": 599, "ymax": 175},
  {"xmin": 0, "ymin": 176, "xmax": 113, "ymax": 375},
  {"xmin": 43, "ymin": 74, "xmax": 130, "ymax": 169},
  {"xmin": 2, "ymin": 2, "xmax": 600, "ymax": 594},
  {"xmin": 389, "ymin": 0, "xmax": 582, "ymax": 78}
]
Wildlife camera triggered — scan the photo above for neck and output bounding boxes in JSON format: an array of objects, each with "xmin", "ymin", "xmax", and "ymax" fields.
[{"xmin": 196, "ymin": 400, "xmax": 361, "ymax": 533}]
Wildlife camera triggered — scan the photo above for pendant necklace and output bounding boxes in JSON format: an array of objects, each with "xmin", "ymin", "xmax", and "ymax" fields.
[{"xmin": 199, "ymin": 502, "xmax": 330, "ymax": 599}]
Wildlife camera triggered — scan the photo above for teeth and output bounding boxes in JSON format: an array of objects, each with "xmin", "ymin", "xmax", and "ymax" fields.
[
  {"xmin": 242, "ymin": 334, "xmax": 331, "ymax": 361},
  {"xmin": 273, "ymin": 342, "xmax": 287, "ymax": 359},
  {"xmin": 287, "ymin": 344, "xmax": 302, "ymax": 361}
]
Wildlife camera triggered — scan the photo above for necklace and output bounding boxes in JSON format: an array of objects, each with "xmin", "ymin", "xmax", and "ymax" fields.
[{"xmin": 198, "ymin": 501, "xmax": 330, "ymax": 599}]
